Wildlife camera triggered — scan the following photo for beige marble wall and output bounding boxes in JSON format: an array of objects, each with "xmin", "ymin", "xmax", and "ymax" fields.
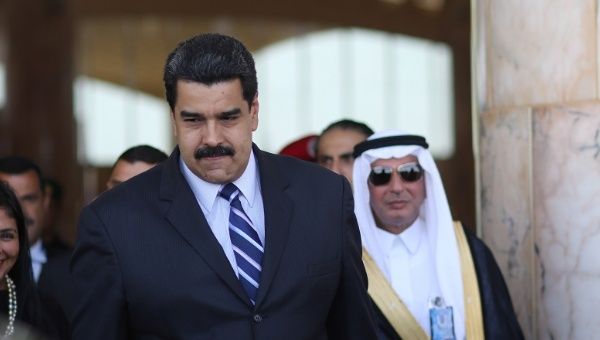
[
  {"xmin": 479, "ymin": 108, "xmax": 534, "ymax": 338},
  {"xmin": 485, "ymin": 0, "xmax": 596, "ymax": 108},
  {"xmin": 474, "ymin": 0, "xmax": 600, "ymax": 339},
  {"xmin": 533, "ymin": 104, "xmax": 600, "ymax": 340}
]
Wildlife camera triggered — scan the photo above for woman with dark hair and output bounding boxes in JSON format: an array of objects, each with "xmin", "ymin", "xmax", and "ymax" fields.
[{"xmin": 0, "ymin": 181, "xmax": 55, "ymax": 338}]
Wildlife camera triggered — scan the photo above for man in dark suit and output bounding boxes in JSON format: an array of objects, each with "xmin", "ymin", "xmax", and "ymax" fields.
[{"xmin": 70, "ymin": 33, "xmax": 377, "ymax": 339}]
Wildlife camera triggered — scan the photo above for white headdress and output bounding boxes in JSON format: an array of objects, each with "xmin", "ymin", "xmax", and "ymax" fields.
[{"xmin": 353, "ymin": 130, "xmax": 465, "ymax": 339}]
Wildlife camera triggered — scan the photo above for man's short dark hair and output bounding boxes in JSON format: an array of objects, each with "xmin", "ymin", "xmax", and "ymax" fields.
[
  {"xmin": 44, "ymin": 178, "xmax": 63, "ymax": 203},
  {"xmin": 315, "ymin": 119, "xmax": 375, "ymax": 155},
  {"xmin": 163, "ymin": 33, "xmax": 258, "ymax": 110},
  {"xmin": 116, "ymin": 145, "xmax": 168, "ymax": 166},
  {"xmin": 0, "ymin": 156, "xmax": 44, "ymax": 191}
]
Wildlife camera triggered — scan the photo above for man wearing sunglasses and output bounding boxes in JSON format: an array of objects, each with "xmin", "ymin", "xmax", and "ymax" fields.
[{"xmin": 352, "ymin": 131, "xmax": 523, "ymax": 340}]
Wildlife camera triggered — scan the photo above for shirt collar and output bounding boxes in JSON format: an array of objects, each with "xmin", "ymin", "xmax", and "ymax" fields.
[
  {"xmin": 373, "ymin": 224, "xmax": 396, "ymax": 258},
  {"xmin": 398, "ymin": 217, "xmax": 424, "ymax": 255},
  {"xmin": 374, "ymin": 217, "xmax": 425, "ymax": 256},
  {"xmin": 180, "ymin": 149, "xmax": 259, "ymax": 213},
  {"xmin": 29, "ymin": 239, "xmax": 47, "ymax": 263}
]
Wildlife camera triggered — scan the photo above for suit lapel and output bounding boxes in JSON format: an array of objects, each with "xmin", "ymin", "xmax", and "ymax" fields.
[
  {"xmin": 253, "ymin": 146, "xmax": 293, "ymax": 307},
  {"xmin": 159, "ymin": 148, "xmax": 248, "ymax": 304}
]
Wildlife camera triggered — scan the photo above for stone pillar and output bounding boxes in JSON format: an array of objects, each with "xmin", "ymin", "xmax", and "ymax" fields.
[
  {"xmin": 3, "ymin": 0, "xmax": 80, "ymax": 244},
  {"xmin": 474, "ymin": 0, "xmax": 600, "ymax": 339}
]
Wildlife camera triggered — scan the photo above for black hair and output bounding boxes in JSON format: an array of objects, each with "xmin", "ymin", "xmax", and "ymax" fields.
[
  {"xmin": 353, "ymin": 135, "xmax": 429, "ymax": 158},
  {"xmin": 43, "ymin": 178, "xmax": 63, "ymax": 203},
  {"xmin": 0, "ymin": 156, "xmax": 44, "ymax": 192},
  {"xmin": 0, "ymin": 181, "xmax": 36, "ymax": 321},
  {"xmin": 315, "ymin": 119, "xmax": 375, "ymax": 155},
  {"xmin": 163, "ymin": 33, "xmax": 258, "ymax": 110},
  {"xmin": 116, "ymin": 145, "xmax": 168, "ymax": 166}
]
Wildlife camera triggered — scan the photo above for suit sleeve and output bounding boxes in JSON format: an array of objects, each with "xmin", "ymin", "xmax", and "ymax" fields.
[
  {"xmin": 326, "ymin": 177, "xmax": 378, "ymax": 339},
  {"xmin": 69, "ymin": 206, "xmax": 128, "ymax": 340}
]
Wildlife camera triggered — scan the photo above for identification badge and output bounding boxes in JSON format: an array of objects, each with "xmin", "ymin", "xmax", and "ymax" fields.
[{"xmin": 429, "ymin": 297, "xmax": 456, "ymax": 340}]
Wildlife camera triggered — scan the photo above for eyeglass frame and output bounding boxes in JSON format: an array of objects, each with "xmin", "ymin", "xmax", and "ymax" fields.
[{"xmin": 368, "ymin": 162, "xmax": 424, "ymax": 186}]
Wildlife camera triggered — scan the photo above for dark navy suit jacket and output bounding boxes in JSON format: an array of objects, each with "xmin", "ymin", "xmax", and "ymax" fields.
[
  {"xmin": 70, "ymin": 145, "xmax": 377, "ymax": 340},
  {"xmin": 38, "ymin": 244, "xmax": 73, "ymax": 339}
]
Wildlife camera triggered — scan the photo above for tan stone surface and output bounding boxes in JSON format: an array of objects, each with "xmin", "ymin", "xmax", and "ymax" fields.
[
  {"xmin": 486, "ymin": 0, "xmax": 596, "ymax": 107},
  {"xmin": 479, "ymin": 108, "xmax": 534, "ymax": 339},
  {"xmin": 533, "ymin": 103, "xmax": 600, "ymax": 340}
]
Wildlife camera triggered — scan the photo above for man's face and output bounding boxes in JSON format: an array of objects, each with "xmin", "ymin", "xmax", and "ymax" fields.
[
  {"xmin": 316, "ymin": 128, "xmax": 367, "ymax": 183},
  {"xmin": 106, "ymin": 160, "xmax": 157, "ymax": 190},
  {"xmin": 172, "ymin": 79, "xmax": 258, "ymax": 184},
  {"xmin": 0, "ymin": 170, "xmax": 46, "ymax": 244},
  {"xmin": 368, "ymin": 155, "xmax": 426, "ymax": 234}
]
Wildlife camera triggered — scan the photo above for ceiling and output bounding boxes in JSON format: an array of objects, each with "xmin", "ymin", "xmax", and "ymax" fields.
[
  {"xmin": 1, "ymin": 0, "xmax": 469, "ymax": 98},
  {"xmin": 77, "ymin": 17, "xmax": 326, "ymax": 98}
]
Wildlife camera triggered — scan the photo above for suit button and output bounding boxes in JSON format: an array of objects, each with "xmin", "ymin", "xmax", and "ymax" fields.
[{"xmin": 253, "ymin": 314, "xmax": 263, "ymax": 323}]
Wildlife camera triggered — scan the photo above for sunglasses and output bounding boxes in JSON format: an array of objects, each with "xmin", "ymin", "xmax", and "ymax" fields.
[{"xmin": 369, "ymin": 162, "xmax": 424, "ymax": 186}]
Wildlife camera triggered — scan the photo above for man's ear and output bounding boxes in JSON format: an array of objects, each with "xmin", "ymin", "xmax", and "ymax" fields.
[
  {"xmin": 42, "ymin": 187, "xmax": 51, "ymax": 211},
  {"xmin": 171, "ymin": 111, "xmax": 178, "ymax": 136},
  {"xmin": 250, "ymin": 94, "xmax": 259, "ymax": 132}
]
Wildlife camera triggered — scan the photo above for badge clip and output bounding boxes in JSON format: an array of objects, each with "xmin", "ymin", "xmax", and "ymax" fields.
[{"xmin": 429, "ymin": 296, "xmax": 456, "ymax": 340}]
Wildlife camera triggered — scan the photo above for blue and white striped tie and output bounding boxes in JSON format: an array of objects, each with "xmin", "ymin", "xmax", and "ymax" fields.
[{"xmin": 219, "ymin": 183, "xmax": 263, "ymax": 305}]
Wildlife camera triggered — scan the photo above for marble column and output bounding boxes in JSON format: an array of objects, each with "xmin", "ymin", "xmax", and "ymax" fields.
[{"xmin": 473, "ymin": 0, "xmax": 600, "ymax": 339}]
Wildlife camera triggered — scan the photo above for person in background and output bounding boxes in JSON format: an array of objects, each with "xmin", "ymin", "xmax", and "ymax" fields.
[
  {"xmin": 278, "ymin": 134, "xmax": 318, "ymax": 162},
  {"xmin": 0, "ymin": 157, "xmax": 70, "ymax": 338},
  {"xmin": 41, "ymin": 178, "xmax": 71, "ymax": 253},
  {"xmin": 352, "ymin": 130, "xmax": 523, "ymax": 340},
  {"xmin": 315, "ymin": 119, "xmax": 373, "ymax": 184},
  {"xmin": 0, "ymin": 157, "xmax": 49, "ymax": 273},
  {"xmin": 106, "ymin": 145, "xmax": 168, "ymax": 190},
  {"xmin": 0, "ymin": 181, "xmax": 63, "ymax": 338}
]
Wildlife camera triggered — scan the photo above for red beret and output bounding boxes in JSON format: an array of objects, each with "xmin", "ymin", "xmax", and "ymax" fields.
[{"xmin": 278, "ymin": 135, "xmax": 318, "ymax": 162}]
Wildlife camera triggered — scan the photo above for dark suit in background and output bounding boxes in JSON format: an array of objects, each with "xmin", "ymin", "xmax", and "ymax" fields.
[
  {"xmin": 38, "ymin": 244, "xmax": 73, "ymax": 339},
  {"xmin": 0, "ymin": 157, "xmax": 72, "ymax": 339}
]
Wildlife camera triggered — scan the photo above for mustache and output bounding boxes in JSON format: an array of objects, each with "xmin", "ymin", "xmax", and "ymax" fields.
[{"xmin": 194, "ymin": 145, "xmax": 235, "ymax": 159}]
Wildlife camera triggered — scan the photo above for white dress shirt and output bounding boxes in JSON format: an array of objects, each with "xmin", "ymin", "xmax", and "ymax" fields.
[
  {"xmin": 373, "ymin": 218, "xmax": 442, "ymax": 334},
  {"xmin": 180, "ymin": 150, "xmax": 265, "ymax": 278},
  {"xmin": 29, "ymin": 239, "xmax": 47, "ymax": 283}
]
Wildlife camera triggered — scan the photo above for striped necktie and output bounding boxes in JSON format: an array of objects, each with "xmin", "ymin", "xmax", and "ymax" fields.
[{"xmin": 219, "ymin": 183, "xmax": 263, "ymax": 305}]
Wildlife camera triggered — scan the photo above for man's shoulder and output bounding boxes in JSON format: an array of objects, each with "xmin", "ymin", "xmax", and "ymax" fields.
[
  {"xmin": 44, "ymin": 240, "xmax": 72, "ymax": 259},
  {"xmin": 460, "ymin": 224, "xmax": 505, "ymax": 279},
  {"xmin": 90, "ymin": 162, "xmax": 165, "ymax": 212},
  {"xmin": 257, "ymin": 151, "xmax": 351, "ymax": 201},
  {"xmin": 459, "ymin": 224, "xmax": 525, "ymax": 338},
  {"xmin": 258, "ymin": 149, "xmax": 342, "ymax": 183},
  {"xmin": 461, "ymin": 225, "xmax": 494, "ymax": 259}
]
